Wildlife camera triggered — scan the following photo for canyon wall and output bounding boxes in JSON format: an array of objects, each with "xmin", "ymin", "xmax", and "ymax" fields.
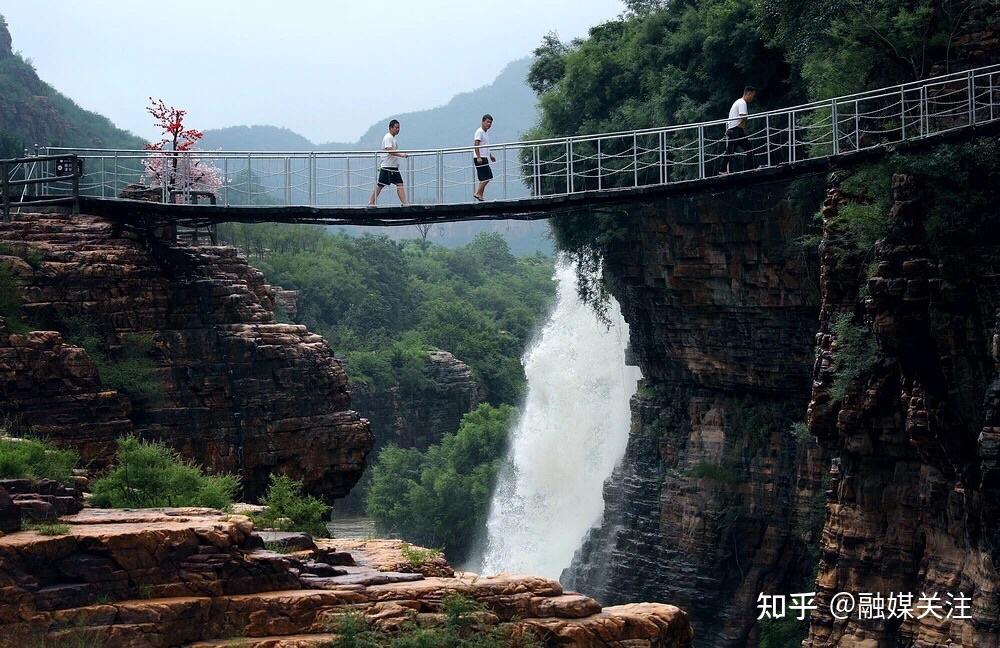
[
  {"xmin": 805, "ymin": 171, "xmax": 1000, "ymax": 646},
  {"xmin": 0, "ymin": 211, "xmax": 372, "ymax": 501},
  {"xmin": 563, "ymin": 179, "xmax": 829, "ymax": 646}
]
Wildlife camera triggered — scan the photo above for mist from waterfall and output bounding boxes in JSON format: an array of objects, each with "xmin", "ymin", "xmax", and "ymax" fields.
[{"xmin": 478, "ymin": 257, "xmax": 641, "ymax": 580}]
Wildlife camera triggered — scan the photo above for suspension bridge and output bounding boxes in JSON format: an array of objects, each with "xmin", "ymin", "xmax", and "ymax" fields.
[{"xmin": 3, "ymin": 64, "xmax": 999, "ymax": 229}]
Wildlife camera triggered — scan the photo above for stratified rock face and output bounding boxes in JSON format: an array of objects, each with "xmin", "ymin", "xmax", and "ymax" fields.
[
  {"xmin": 0, "ymin": 212, "xmax": 372, "ymax": 500},
  {"xmin": 0, "ymin": 507, "xmax": 694, "ymax": 647},
  {"xmin": 563, "ymin": 183, "xmax": 828, "ymax": 647},
  {"xmin": 350, "ymin": 349, "xmax": 483, "ymax": 451},
  {"xmin": 805, "ymin": 175, "xmax": 1000, "ymax": 647}
]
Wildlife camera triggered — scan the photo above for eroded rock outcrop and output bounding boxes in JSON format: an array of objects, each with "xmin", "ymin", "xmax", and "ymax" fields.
[
  {"xmin": 0, "ymin": 212, "xmax": 372, "ymax": 500},
  {"xmin": 349, "ymin": 349, "xmax": 483, "ymax": 451},
  {"xmin": 0, "ymin": 507, "xmax": 693, "ymax": 647},
  {"xmin": 563, "ymin": 183, "xmax": 829, "ymax": 646},
  {"xmin": 804, "ymin": 173, "xmax": 1000, "ymax": 646}
]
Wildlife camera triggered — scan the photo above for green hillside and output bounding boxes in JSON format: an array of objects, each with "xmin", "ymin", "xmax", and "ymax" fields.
[{"xmin": 0, "ymin": 14, "xmax": 145, "ymax": 158}]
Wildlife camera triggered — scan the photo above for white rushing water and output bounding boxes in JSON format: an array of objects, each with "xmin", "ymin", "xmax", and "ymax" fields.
[{"xmin": 479, "ymin": 257, "xmax": 641, "ymax": 579}]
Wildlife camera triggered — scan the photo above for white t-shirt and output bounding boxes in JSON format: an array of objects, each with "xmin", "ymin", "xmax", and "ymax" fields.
[
  {"xmin": 381, "ymin": 132, "xmax": 399, "ymax": 168},
  {"xmin": 473, "ymin": 127, "xmax": 490, "ymax": 160},
  {"xmin": 727, "ymin": 98, "xmax": 748, "ymax": 130}
]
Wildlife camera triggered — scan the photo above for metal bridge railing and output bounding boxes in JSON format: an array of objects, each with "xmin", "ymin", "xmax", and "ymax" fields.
[
  {"xmin": 1, "ymin": 154, "xmax": 81, "ymax": 220},
  {"xmin": 36, "ymin": 64, "xmax": 1000, "ymax": 210}
]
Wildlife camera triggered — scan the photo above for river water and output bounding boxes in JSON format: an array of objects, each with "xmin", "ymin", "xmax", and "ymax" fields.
[{"xmin": 478, "ymin": 258, "xmax": 640, "ymax": 579}]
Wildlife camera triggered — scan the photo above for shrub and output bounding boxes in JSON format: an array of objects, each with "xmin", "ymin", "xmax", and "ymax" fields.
[
  {"xmin": 687, "ymin": 461, "xmax": 743, "ymax": 485},
  {"xmin": 0, "ymin": 436, "xmax": 77, "ymax": 483},
  {"xmin": 251, "ymin": 473, "xmax": 330, "ymax": 538},
  {"xmin": 26, "ymin": 522, "xmax": 71, "ymax": 536},
  {"xmin": 829, "ymin": 313, "xmax": 881, "ymax": 403},
  {"xmin": 399, "ymin": 543, "xmax": 443, "ymax": 569},
  {"xmin": 0, "ymin": 261, "xmax": 31, "ymax": 333},
  {"xmin": 90, "ymin": 437, "xmax": 238, "ymax": 509}
]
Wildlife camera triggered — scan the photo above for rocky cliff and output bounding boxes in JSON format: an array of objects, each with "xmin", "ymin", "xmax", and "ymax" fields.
[
  {"xmin": 350, "ymin": 349, "xmax": 483, "ymax": 452},
  {"xmin": 0, "ymin": 211, "xmax": 372, "ymax": 501},
  {"xmin": 562, "ymin": 180, "xmax": 828, "ymax": 646},
  {"xmin": 805, "ymin": 168, "xmax": 1000, "ymax": 646}
]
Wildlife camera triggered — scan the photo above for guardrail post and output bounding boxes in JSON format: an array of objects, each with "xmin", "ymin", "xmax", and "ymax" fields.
[
  {"xmin": 697, "ymin": 126, "xmax": 705, "ymax": 179},
  {"xmin": 855, "ymin": 100, "xmax": 861, "ymax": 150},
  {"xmin": 346, "ymin": 158, "xmax": 352, "ymax": 206},
  {"xmin": 284, "ymin": 157, "xmax": 291, "ymax": 206},
  {"xmin": 969, "ymin": 70, "xmax": 976, "ymax": 125},
  {"xmin": 658, "ymin": 131, "xmax": 665, "ymax": 184},
  {"xmin": 113, "ymin": 152, "xmax": 119, "ymax": 197},
  {"xmin": 789, "ymin": 112, "xmax": 796, "ymax": 163},
  {"xmin": 901, "ymin": 88, "xmax": 907, "ymax": 141},
  {"xmin": 502, "ymin": 145, "xmax": 508, "ymax": 199},
  {"xmin": 246, "ymin": 153, "xmax": 253, "ymax": 204},
  {"xmin": 1, "ymin": 161, "xmax": 9, "ymax": 221},
  {"xmin": 765, "ymin": 115, "xmax": 772, "ymax": 166},
  {"xmin": 633, "ymin": 133, "xmax": 639, "ymax": 186},
  {"xmin": 990, "ymin": 72, "xmax": 995, "ymax": 121},
  {"xmin": 597, "ymin": 138, "xmax": 603, "ymax": 190},
  {"xmin": 533, "ymin": 146, "xmax": 540, "ymax": 196},
  {"xmin": 565, "ymin": 140, "xmax": 572, "ymax": 194},
  {"xmin": 71, "ymin": 156, "xmax": 80, "ymax": 215},
  {"xmin": 436, "ymin": 152, "xmax": 443, "ymax": 203},
  {"xmin": 223, "ymin": 157, "xmax": 229, "ymax": 206},
  {"xmin": 831, "ymin": 99, "xmax": 840, "ymax": 155}
]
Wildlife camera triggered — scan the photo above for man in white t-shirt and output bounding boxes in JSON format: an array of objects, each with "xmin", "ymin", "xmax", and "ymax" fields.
[
  {"xmin": 721, "ymin": 86, "xmax": 757, "ymax": 174},
  {"xmin": 472, "ymin": 114, "xmax": 495, "ymax": 201},
  {"xmin": 368, "ymin": 119, "xmax": 409, "ymax": 206}
]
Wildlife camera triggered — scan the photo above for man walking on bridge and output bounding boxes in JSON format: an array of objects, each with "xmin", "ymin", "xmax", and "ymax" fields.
[
  {"xmin": 369, "ymin": 119, "xmax": 408, "ymax": 206},
  {"xmin": 472, "ymin": 114, "xmax": 495, "ymax": 201},
  {"xmin": 721, "ymin": 86, "xmax": 756, "ymax": 174}
]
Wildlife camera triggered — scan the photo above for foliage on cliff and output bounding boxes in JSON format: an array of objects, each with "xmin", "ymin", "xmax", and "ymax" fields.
[
  {"xmin": 0, "ymin": 14, "xmax": 144, "ymax": 154},
  {"xmin": 218, "ymin": 225, "xmax": 555, "ymax": 405},
  {"xmin": 529, "ymin": 0, "xmax": 995, "ymax": 302},
  {"xmin": 366, "ymin": 403, "xmax": 515, "ymax": 563}
]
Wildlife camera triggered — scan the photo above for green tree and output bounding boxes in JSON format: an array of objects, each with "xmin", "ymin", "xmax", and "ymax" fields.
[{"xmin": 366, "ymin": 404, "xmax": 515, "ymax": 562}]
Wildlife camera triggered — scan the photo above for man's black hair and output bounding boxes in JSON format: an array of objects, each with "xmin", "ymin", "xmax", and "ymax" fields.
[
  {"xmin": 744, "ymin": 86, "xmax": 756, "ymax": 94},
  {"xmin": 389, "ymin": 119, "xmax": 400, "ymax": 129},
  {"xmin": 482, "ymin": 114, "xmax": 494, "ymax": 122}
]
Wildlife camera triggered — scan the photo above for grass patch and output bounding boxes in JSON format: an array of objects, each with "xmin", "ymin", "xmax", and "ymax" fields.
[
  {"xmin": 687, "ymin": 461, "xmax": 743, "ymax": 485},
  {"xmin": 250, "ymin": 473, "xmax": 330, "ymax": 538},
  {"xmin": 262, "ymin": 541, "xmax": 298, "ymax": 555},
  {"xmin": 25, "ymin": 522, "xmax": 71, "ymax": 536},
  {"xmin": 0, "ymin": 242, "xmax": 45, "ymax": 269},
  {"xmin": 0, "ymin": 261, "xmax": 32, "ymax": 334},
  {"xmin": 789, "ymin": 422, "xmax": 811, "ymax": 444},
  {"xmin": 89, "ymin": 437, "xmax": 238, "ymax": 509},
  {"xmin": 829, "ymin": 313, "xmax": 881, "ymax": 403},
  {"xmin": 328, "ymin": 594, "xmax": 543, "ymax": 648},
  {"xmin": 0, "ymin": 436, "xmax": 77, "ymax": 483},
  {"xmin": 399, "ymin": 543, "xmax": 443, "ymax": 569}
]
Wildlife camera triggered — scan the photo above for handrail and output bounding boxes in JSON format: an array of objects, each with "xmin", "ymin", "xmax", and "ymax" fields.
[
  {"xmin": 1, "ymin": 154, "xmax": 81, "ymax": 220},
  {"xmin": 32, "ymin": 64, "xmax": 1000, "ymax": 210}
]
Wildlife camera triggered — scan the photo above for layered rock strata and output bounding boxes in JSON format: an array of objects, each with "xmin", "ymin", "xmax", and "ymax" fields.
[
  {"xmin": 804, "ymin": 174, "xmax": 1000, "ymax": 646},
  {"xmin": 0, "ymin": 507, "xmax": 693, "ymax": 647},
  {"xmin": 0, "ymin": 212, "xmax": 372, "ymax": 500},
  {"xmin": 349, "ymin": 349, "xmax": 483, "ymax": 451},
  {"xmin": 563, "ymin": 182, "xmax": 829, "ymax": 646}
]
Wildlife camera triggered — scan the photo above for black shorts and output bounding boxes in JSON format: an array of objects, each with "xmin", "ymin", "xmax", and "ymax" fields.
[
  {"xmin": 378, "ymin": 167, "xmax": 404, "ymax": 186},
  {"xmin": 474, "ymin": 158, "xmax": 493, "ymax": 182}
]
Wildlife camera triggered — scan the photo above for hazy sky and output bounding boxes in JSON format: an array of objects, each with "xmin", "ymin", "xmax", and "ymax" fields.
[{"xmin": 0, "ymin": 1, "xmax": 624, "ymax": 143}]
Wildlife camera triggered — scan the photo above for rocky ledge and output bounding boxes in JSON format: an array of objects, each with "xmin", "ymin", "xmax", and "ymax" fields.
[
  {"xmin": 0, "ymin": 211, "xmax": 372, "ymax": 500},
  {"xmin": 0, "ymin": 507, "xmax": 692, "ymax": 647}
]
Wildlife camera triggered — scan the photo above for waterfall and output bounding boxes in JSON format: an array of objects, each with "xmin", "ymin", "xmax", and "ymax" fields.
[{"xmin": 478, "ymin": 257, "xmax": 641, "ymax": 580}]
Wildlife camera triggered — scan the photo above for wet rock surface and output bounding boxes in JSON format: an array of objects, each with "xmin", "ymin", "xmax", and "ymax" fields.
[{"xmin": 0, "ymin": 507, "xmax": 692, "ymax": 647}]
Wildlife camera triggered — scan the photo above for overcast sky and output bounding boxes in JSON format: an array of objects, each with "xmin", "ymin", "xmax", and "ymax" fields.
[{"xmin": 0, "ymin": 1, "xmax": 624, "ymax": 143}]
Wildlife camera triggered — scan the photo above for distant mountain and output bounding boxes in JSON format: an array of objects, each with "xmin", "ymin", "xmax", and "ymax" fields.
[
  {"xmin": 200, "ymin": 57, "xmax": 537, "ymax": 152},
  {"xmin": 198, "ymin": 125, "xmax": 313, "ymax": 151},
  {"xmin": 0, "ymin": 14, "xmax": 145, "ymax": 157}
]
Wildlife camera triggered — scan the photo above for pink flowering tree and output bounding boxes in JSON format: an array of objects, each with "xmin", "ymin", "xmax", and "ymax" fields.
[{"xmin": 142, "ymin": 98, "xmax": 221, "ymax": 199}]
